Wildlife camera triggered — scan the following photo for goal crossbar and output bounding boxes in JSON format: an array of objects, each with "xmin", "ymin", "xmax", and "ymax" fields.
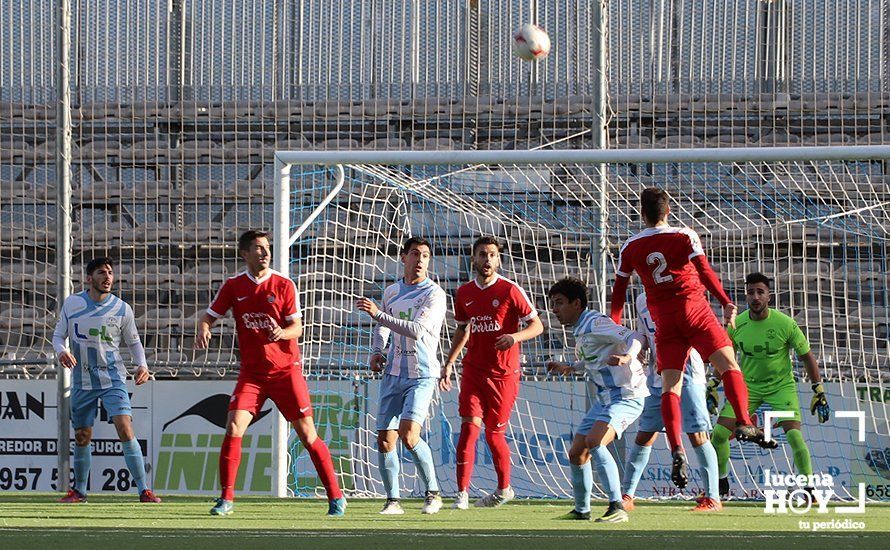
[{"xmin": 275, "ymin": 145, "xmax": 890, "ymax": 167}]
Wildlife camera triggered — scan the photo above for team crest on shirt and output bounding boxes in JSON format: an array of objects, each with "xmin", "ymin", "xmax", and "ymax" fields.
[
  {"xmin": 767, "ymin": 329, "xmax": 777, "ymax": 339},
  {"xmin": 105, "ymin": 316, "xmax": 121, "ymax": 329},
  {"xmin": 492, "ymin": 299, "xmax": 500, "ymax": 307},
  {"xmin": 267, "ymin": 294, "xmax": 276, "ymax": 303}
]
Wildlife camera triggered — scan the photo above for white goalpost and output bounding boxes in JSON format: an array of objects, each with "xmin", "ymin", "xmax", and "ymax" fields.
[{"xmin": 271, "ymin": 146, "xmax": 890, "ymax": 500}]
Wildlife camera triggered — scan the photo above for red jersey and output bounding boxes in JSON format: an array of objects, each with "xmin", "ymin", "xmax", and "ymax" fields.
[
  {"xmin": 454, "ymin": 274, "xmax": 537, "ymax": 379},
  {"xmin": 616, "ymin": 226, "xmax": 710, "ymax": 304},
  {"xmin": 208, "ymin": 269, "xmax": 302, "ymax": 374}
]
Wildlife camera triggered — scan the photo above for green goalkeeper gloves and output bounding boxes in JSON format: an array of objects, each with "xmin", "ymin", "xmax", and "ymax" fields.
[
  {"xmin": 810, "ymin": 383, "xmax": 830, "ymax": 423},
  {"xmin": 706, "ymin": 376, "xmax": 721, "ymax": 416}
]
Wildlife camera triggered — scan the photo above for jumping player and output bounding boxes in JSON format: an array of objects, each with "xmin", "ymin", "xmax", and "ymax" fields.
[{"xmin": 609, "ymin": 188, "xmax": 773, "ymax": 490}]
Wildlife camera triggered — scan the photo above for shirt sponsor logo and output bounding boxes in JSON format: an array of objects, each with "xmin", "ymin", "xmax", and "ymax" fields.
[
  {"xmin": 470, "ymin": 315, "xmax": 502, "ymax": 333},
  {"xmin": 241, "ymin": 312, "xmax": 276, "ymax": 331}
]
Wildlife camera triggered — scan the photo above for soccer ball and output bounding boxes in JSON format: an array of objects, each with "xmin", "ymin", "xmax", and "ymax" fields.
[{"xmin": 513, "ymin": 23, "xmax": 551, "ymax": 61}]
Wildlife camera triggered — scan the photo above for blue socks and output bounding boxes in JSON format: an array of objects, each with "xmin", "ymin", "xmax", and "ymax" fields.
[
  {"xmin": 592, "ymin": 445, "xmax": 622, "ymax": 503},
  {"xmin": 622, "ymin": 443, "xmax": 652, "ymax": 497},
  {"xmin": 379, "ymin": 450, "xmax": 400, "ymax": 499},
  {"xmin": 407, "ymin": 438, "xmax": 439, "ymax": 493},
  {"xmin": 122, "ymin": 438, "xmax": 148, "ymax": 493},
  {"xmin": 570, "ymin": 461, "xmax": 593, "ymax": 513},
  {"xmin": 693, "ymin": 441, "xmax": 720, "ymax": 499},
  {"xmin": 73, "ymin": 444, "xmax": 91, "ymax": 495}
]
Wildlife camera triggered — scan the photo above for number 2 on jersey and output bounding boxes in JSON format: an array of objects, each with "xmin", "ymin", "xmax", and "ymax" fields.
[{"xmin": 647, "ymin": 252, "xmax": 673, "ymax": 284}]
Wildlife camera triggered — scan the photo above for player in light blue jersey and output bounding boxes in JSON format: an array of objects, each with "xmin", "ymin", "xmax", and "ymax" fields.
[
  {"xmin": 51, "ymin": 257, "xmax": 159, "ymax": 503},
  {"xmin": 547, "ymin": 278, "xmax": 648, "ymax": 524},
  {"xmin": 357, "ymin": 237, "xmax": 447, "ymax": 515},
  {"xmin": 620, "ymin": 293, "xmax": 722, "ymax": 512}
]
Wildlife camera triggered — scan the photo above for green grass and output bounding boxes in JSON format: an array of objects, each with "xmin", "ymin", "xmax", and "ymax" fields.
[{"xmin": 1, "ymin": 494, "xmax": 888, "ymax": 549}]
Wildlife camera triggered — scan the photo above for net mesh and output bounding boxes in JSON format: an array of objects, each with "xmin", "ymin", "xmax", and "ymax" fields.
[{"xmin": 285, "ymin": 157, "xmax": 889, "ymax": 500}]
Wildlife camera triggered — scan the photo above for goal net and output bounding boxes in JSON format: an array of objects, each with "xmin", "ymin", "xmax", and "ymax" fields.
[{"xmin": 275, "ymin": 148, "xmax": 890, "ymax": 501}]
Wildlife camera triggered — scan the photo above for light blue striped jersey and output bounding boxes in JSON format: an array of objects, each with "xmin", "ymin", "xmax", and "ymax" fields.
[
  {"xmin": 52, "ymin": 291, "xmax": 142, "ymax": 391},
  {"xmin": 371, "ymin": 278, "xmax": 447, "ymax": 379},
  {"xmin": 635, "ymin": 293, "xmax": 706, "ymax": 391},
  {"xmin": 573, "ymin": 309, "xmax": 650, "ymax": 405}
]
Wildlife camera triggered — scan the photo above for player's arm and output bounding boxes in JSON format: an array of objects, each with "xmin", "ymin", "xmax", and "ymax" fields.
[
  {"xmin": 690, "ymin": 252, "xmax": 736, "ymax": 326},
  {"xmin": 495, "ymin": 314, "xmax": 543, "ymax": 350},
  {"xmin": 357, "ymin": 292, "xmax": 392, "ymax": 372},
  {"xmin": 606, "ymin": 328, "xmax": 645, "ymax": 367},
  {"xmin": 495, "ymin": 284, "xmax": 543, "ymax": 350},
  {"xmin": 789, "ymin": 319, "xmax": 829, "ymax": 423},
  {"xmin": 197, "ymin": 281, "xmax": 233, "ymax": 349},
  {"xmin": 609, "ymin": 276, "xmax": 630, "ymax": 324},
  {"xmin": 122, "ymin": 304, "xmax": 150, "ymax": 385},
  {"xmin": 268, "ymin": 317, "xmax": 302, "ymax": 342},
  {"xmin": 52, "ymin": 303, "xmax": 77, "ymax": 369},
  {"xmin": 439, "ymin": 321, "xmax": 469, "ymax": 391},
  {"xmin": 268, "ymin": 278, "xmax": 304, "ymax": 342},
  {"xmin": 802, "ymin": 350, "xmax": 830, "ymax": 423},
  {"xmin": 358, "ymin": 291, "xmax": 446, "ymax": 341}
]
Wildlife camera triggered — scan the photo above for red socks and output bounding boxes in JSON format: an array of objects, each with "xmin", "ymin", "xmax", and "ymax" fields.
[
  {"xmin": 661, "ymin": 392, "xmax": 683, "ymax": 451},
  {"xmin": 307, "ymin": 438, "xmax": 343, "ymax": 500},
  {"xmin": 721, "ymin": 370, "xmax": 753, "ymax": 425},
  {"xmin": 456, "ymin": 422, "xmax": 481, "ymax": 491},
  {"xmin": 485, "ymin": 430, "xmax": 512, "ymax": 490},
  {"xmin": 219, "ymin": 435, "xmax": 242, "ymax": 501}
]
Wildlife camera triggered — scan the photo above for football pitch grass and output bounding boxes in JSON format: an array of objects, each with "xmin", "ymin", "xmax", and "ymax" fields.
[{"xmin": 1, "ymin": 494, "xmax": 888, "ymax": 549}]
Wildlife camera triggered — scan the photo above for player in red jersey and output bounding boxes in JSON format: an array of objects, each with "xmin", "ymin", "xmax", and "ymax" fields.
[
  {"xmin": 609, "ymin": 188, "xmax": 774, "ymax": 490},
  {"xmin": 195, "ymin": 230, "xmax": 345, "ymax": 516},
  {"xmin": 439, "ymin": 236, "xmax": 544, "ymax": 509}
]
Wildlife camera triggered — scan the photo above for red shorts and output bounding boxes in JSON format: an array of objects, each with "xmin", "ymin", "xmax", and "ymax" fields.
[
  {"xmin": 229, "ymin": 367, "xmax": 313, "ymax": 422},
  {"xmin": 651, "ymin": 299, "xmax": 732, "ymax": 373},
  {"xmin": 458, "ymin": 371, "xmax": 519, "ymax": 432}
]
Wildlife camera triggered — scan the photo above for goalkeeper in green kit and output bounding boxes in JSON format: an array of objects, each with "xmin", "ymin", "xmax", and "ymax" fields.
[{"xmin": 708, "ymin": 273, "xmax": 830, "ymax": 498}]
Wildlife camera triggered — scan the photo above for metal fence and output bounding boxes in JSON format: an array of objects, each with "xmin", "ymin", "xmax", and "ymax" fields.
[{"xmin": 1, "ymin": 0, "xmax": 888, "ymax": 377}]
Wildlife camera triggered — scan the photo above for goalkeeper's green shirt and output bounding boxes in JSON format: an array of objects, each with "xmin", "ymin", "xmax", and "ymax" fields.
[{"xmin": 727, "ymin": 308, "xmax": 811, "ymax": 389}]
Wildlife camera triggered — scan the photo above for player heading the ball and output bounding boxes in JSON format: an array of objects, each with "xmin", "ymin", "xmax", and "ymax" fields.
[{"xmin": 610, "ymin": 188, "xmax": 775, "ymax": 490}]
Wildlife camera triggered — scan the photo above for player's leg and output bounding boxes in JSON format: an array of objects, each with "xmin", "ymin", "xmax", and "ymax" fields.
[
  {"xmin": 103, "ymin": 387, "xmax": 159, "ymax": 502},
  {"xmin": 585, "ymin": 421, "xmax": 627, "ymax": 523},
  {"xmin": 689, "ymin": 306, "xmax": 771, "ymax": 448},
  {"xmin": 710, "ymin": 412, "xmax": 736, "ymax": 499},
  {"xmin": 397, "ymin": 377, "xmax": 441, "ymax": 514},
  {"xmin": 661, "ymin": 363, "xmax": 691, "ymax": 488},
  {"xmin": 766, "ymin": 383, "xmax": 812, "ymax": 478},
  {"xmin": 375, "ymin": 374, "xmax": 404, "ymax": 514},
  {"xmin": 212, "ymin": 374, "xmax": 261, "ymax": 515},
  {"xmin": 60, "ymin": 388, "xmax": 97, "ymax": 502},
  {"xmin": 656, "ymin": 333, "xmax": 690, "ymax": 457},
  {"xmin": 454, "ymin": 373, "xmax": 483, "ymax": 509},
  {"xmin": 587, "ymin": 397, "xmax": 643, "ymax": 523},
  {"xmin": 562, "ymin": 434, "xmax": 592, "ymax": 520},
  {"xmin": 474, "ymin": 376, "xmax": 519, "ymax": 507},
  {"xmin": 681, "ymin": 382, "xmax": 721, "ymax": 511},
  {"xmin": 272, "ymin": 369, "xmax": 345, "ymax": 514},
  {"xmin": 622, "ymin": 393, "xmax": 662, "ymax": 509}
]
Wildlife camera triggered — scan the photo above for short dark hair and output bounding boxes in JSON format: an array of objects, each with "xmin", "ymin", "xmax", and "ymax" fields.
[
  {"xmin": 640, "ymin": 187, "xmax": 670, "ymax": 223},
  {"xmin": 85, "ymin": 257, "xmax": 113, "ymax": 276},
  {"xmin": 745, "ymin": 272, "xmax": 772, "ymax": 288},
  {"xmin": 402, "ymin": 236, "xmax": 433, "ymax": 255},
  {"xmin": 238, "ymin": 230, "xmax": 270, "ymax": 251},
  {"xmin": 547, "ymin": 277, "xmax": 588, "ymax": 309},
  {"xmin": 472, "ymin": 235, "xmax": 501, "ymax": 255}
]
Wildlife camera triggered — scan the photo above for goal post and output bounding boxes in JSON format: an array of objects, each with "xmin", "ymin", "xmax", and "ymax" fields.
[{"xmin": 272, "ymin": 146, "xmax": 890, "ymax": 500}]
